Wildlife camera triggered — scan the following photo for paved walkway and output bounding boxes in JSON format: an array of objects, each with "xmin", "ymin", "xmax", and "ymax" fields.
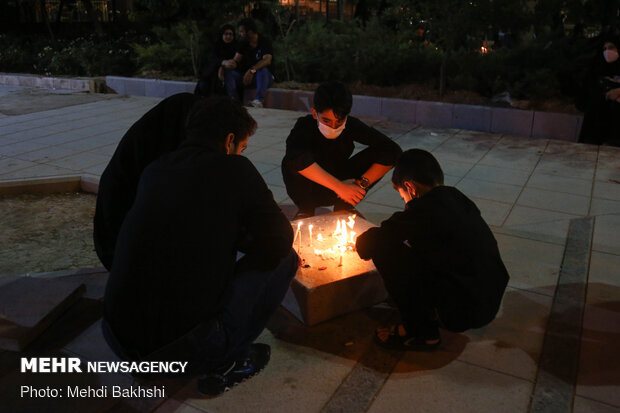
[{"xmin": 1, "ymin": 87, "xmax": 619, "ymax": 413}]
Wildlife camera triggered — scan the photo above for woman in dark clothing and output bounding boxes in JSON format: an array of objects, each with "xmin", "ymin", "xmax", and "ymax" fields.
[
  {"xmin": 578, "ymin": 35, "xmax": 620, "ymax": 145},
  {"xmin": 195, "ymin": 24, "xmax": 238, "ymax": 97}
]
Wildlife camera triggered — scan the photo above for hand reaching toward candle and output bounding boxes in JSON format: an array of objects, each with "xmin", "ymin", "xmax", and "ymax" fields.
[{"xmin": 336, "ymin": 179, "xmax": 366, "ymax": 206}]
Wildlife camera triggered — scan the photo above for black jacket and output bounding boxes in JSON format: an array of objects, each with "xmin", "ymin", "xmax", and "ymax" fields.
[
  {"xmin": 103, "ymin": 141, "xmax": 293, "ymax": 356},
  {"xmin": 356, "ymin": 186, "xmax": 509, "ymax": 328},
  {"xmin": 94, "ymin": 93, "xmax": 200, "ymax": 270}
]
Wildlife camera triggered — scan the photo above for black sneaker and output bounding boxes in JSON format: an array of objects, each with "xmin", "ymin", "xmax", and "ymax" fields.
[{"xmin": 197, "ymin": 343, "xmax": 271, "ymax": 396}]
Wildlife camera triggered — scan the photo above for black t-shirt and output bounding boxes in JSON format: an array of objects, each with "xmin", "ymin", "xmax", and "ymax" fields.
[
  {"xmin": 283, "ymin": 115, "xmax": 402, "ymax": 176},
  {"xmin": 356, "ymin": 186, "xmax": 510, "ymax": 327},
  {"xmin": 236, "ymin": 34, "xmax": 273, "ymax": 72}
]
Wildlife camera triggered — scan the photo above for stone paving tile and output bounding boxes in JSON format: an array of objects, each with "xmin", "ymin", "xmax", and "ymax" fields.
[
  {"xmin": 364, "ymin": 182, "xmax": 404, "ymax": 208},
  {"xmin": 494, "ymin": 135, "xmax": 548, "ymax": 152},
  {"xmin": 0, "ymin": 156, "xmax": 38, "ymax": 175},
  {"xmin": 245, "ymin": 146, "xmax": 285, "ymax": 166},
  {"xmin": 592, "ymin": 214, "xmax": 620, "ymax": 255},
  {"xmin": 173, "ymin": 329, "xmax": 356, "ymax": 413},
  {"xmin": 46, "ymin": 152, "xmax": 112, "ymax": 171},
  {"xmin": 595, "ymin": 168, "xmax": 620, "ymax": 183},
  {"xmin": 368, "ymin": 358, "xmax": 533, "ymax": 413},
  {"xmin": 356, "ymin": 201, "xmax": 401, "ymax": 225},
  {"xmin": 432, "ymin": 138, "xmax": 496, "ymax": 164},
  {"xmin": 433, "ymin": 158, "xmax": 476, "ymax": 179},
  {"xmin": 0, "ymin": 139, "xmax": 50, "ymax": 156},
  {"xmin": 465, "ymin": 164, "xmax": 532, "ymax": 186},
  {"xmin": 13, "ymin": 145, "xmax": 79, "ymax": 163},
  {"xmin": 573, "ymin": 397, "xmax": 620, "ymax": 413},
  {"xmin": 495, "ymin": 233, "xmax": 564, "ymax": 296},
  {"xmin": 454, "ymin": 287, "xmax": 553, "ymax": 381},
  {"xmin": 262, "ymin": 167, "xmax": 285, "ymax": 187},
  {"xmin": 468, "ymin": 196, "xmax": 513, "ymax": 227},
  {"xmin": 457, "ymin": 177, "xmax": 523, "ymax": 204},
  {"xmin": 534, "ymin": 156, "xmax": 596, "ymax": 180},
  {"xmin": 526, "ymin": 172, "xmax": 593, "ymax": 197},
  {"xmin": 590, "ymin": 198, "xmax": 620, "ymax": 216},
  {"xmin": 594, "ymin": 176, "xmax": 620, "ymax": 196},
  {"xmin": 478, "ymin": 149, "xmax": 543, "ymax": 172},
  {"xmin": 395, "ymin": 132, "xmax": 449, "ymax": 151},
  {"xmin": 0, "ymin": 163, "xmax": 76, "ymax": 180},
  {"xmin": 516, "ymin": 187, "xmax": 590, "ymax": 216},
  {"xmin": 268, "ymin": 184, "xmax": 290, "ymax": 204},
  {"xmin": 501, "ymin": 205, "xmax": 577, "ymax": 245},
  {"xmin": 577, "ymin": 252, "xmax": 620, "ymax": 408}
]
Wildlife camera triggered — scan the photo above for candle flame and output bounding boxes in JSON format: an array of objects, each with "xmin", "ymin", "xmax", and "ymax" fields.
[
  {"xmin": 317, "ymin": 233, "xmax": 323, "ymax": 241},
  {"xmin": 311, "ymin": 214, "xmax": 358, "ymax": 260}
]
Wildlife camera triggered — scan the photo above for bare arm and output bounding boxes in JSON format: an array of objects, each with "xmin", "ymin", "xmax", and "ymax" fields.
[
  {"xmin": 243, "ymin": 54, "xmax": 273, "ymax": 85},
  {"xmin": 299, "ymin": 163, "xmax": 366, "ymax": 206},
  {"xmin": 360, "ymin": 163, "xmax": 393, "ymax": 186}
]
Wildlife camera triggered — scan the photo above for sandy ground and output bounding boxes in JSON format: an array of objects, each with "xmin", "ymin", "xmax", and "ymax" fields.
[{"xmin": 0, "ymin": 192, "xmax": 101, "ymax": 276}]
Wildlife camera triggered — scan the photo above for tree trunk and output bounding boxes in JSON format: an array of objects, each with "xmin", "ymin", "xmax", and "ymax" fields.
[
  {"xmin": 294, "ymin": 0, "xmax": 299, "ymax": 21},
  {"xmin": 337, "ymin": 0, "xmax": 344, "ymax": 20},
  {"xmin": 81, "ymin": 0, "xmax": 103, "ymax": 34},
  {"xmin": 38, "ymin": 0, "xmax": 55, "ymax": 42},
  {"xmin": 325, "ymin": 0, "xmax": 329, "ymax": 23},
  {"xmin": 439, "ymin": 55, "xmax": 446, "ymax": 98},
  {"xmin": 56, "ymin": 0, "xmax": 65, "ymax": 23}
]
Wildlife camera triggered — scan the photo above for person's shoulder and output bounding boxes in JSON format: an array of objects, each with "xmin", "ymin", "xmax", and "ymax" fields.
[{"xmin": 292, "ymin": 114, "xmax": 316, "ymax": 130}]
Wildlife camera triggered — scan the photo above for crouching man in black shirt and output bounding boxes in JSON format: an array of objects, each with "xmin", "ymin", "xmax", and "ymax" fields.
[
  {"xmin": 102, "ymin": 96, "xmax": 297, "ymax": 396},
  {"xmin": 281, "ymin": 81, "xmax": 402, "ymax": 219},
  {"xmin": 356, "ymin": 149, "xmax": 509, "ymax": 351}
]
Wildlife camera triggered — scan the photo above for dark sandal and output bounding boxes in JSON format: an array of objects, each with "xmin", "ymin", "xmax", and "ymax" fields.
[{"xmin": 374, "ymin": 325, "xmax": 441, "ymax": 351}]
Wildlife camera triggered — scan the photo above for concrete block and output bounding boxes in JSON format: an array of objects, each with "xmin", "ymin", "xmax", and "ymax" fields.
[
  {"xmin": 185, "ymin": 81, "xmax": 196, "ymax": 94},
  {"xmin": 416, "ymin": 101, "xmax": 454, "ymax": 128},
  {"xmin": 351, "ymin": 94, "xmax": 382, "ymax": 118},
  {"xmin": 0, "ymin": 277, "xmax": 85, "ymax": 351},
  {"xmin": 532, "ymin": 111, "xmax": 582, "ymax": 141},
  {"xmin": 491, "ymin": 107, "xmax": 534, "ymax": 136},
  {"xmin": 123, "ymin": 78, "xmax": 146, "ymax": 96},
  {"xmin": 105, "ymin": 76, "xmax": 126, "ymax": 94},
  {"xmin": 0, "ymin": 176, "xmax": 82, "ymax": 196},
  {"xmin": 281, "ymin": 213, "xmax": 388, "ymax": 325},
  {"xmin": 80, "ymin": 174, "xmax": 100, "ymax": 194},
  {"xmin": 33, "ymin": 76, "xmax": 54, "ymax": 89},
  {"xmin": 452, "ymin": 104, "xmax": 492, "ymax": 132},
  {"xmin": 380, "ymin": 97, "xmax": 416, "ymax": 123},
  {"xmin": 163, "ymin": 80, "xmax": 192, "ymax": 98},
  {"xmin": 144, "ymin": 79, "xmax": 167, "ymax": 98}
]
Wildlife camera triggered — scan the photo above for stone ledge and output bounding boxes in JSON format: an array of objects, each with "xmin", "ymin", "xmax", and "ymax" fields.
[
  {"xmin": 0, "ymin": 175, "xmax": 99, "ymax": 195},
  {"xmin": 0, "ymin": 73, "xmax": 584, "ymax": 141}
]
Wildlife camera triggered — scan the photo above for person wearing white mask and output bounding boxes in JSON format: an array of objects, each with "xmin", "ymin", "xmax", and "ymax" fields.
[
  {"xmin": 578, "ymin": 35, "xmax": 620, "ymax": 145},
  {"xmin": 282, "ymin": 81, "xmax": 402, "ymax": 219}
]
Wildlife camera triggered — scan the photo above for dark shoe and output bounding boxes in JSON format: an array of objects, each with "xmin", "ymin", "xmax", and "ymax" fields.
[
  {"xmin": 374, "ymin": 325, "xmax": 440, "ymax": 352},
  {"xmin": 197, "ymin": 343, "xmax": 271, "ymax": 396}
]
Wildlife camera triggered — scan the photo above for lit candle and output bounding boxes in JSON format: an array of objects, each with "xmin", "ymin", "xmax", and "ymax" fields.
[
  {"xmin": 296, "ymin": 222, "xmax": 302, "ymax": 254},
  {"xmin": 308, "ymin": 224, "xmax": 313, "ymax": 248}
]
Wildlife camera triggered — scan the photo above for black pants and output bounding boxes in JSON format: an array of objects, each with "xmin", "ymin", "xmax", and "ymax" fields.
[
  {"xmin": 103, "ymin": 249, "xmax": 299, "ymax": 376},
  {"xmin": 372, "ymin": 242, "xmax": 474, "ymax": 335},
  {"xmin": 282, "ymin": 147, "xmax": 383, "ymax": 212}
]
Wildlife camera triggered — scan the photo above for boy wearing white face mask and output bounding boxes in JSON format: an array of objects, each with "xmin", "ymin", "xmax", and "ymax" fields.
[
  {"xmin": 282, "ymin": 81, "xmax": 402, "ymax": 219},
  {"xmin": 356, "ymin": 149, "xmax": 509, "ymax": 351}
]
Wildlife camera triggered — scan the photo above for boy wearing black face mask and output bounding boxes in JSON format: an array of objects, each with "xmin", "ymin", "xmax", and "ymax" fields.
[
  {"xmin": 281, "ymin": 81, "xmax": 402, "ymax": 219},
  {"xmin": 356, "ymin": 149, "xmax": 509, "ymax": 351}
]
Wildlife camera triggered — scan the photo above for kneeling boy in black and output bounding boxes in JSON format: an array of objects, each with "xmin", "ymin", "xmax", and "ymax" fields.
[
  {"xmin": 103, "ymin": 97, "xmax": 297, "ymax": 395},
  {"xmin": 356, "ymin": 149, "xmax": 509, "ymax": 350},
  {"xmin": 281, "ymin": 81, "xmax": 402, "ymax": 219}
]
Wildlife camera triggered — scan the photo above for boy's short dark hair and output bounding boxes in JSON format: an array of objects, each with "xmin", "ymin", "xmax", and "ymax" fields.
[
  {"xmin": 185, "ymin": 96, "xmax": 257, "ymax": 148},
  {"xmin": 392, "ymin": 149, "xmax": 444, "ymax": 188},
  {"xmin": 238, "ymin": 18, "xmax": 258, "ymax": 34},
  {"xmin": 313, "ymin": 81, "xmax": 353, "ymax": 119}
]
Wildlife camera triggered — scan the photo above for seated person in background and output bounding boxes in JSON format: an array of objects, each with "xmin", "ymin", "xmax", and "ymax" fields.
[
  {"xmin": 578, "ymin": 34, "xmax": 620, "ymax": 146},
  {"xmin": 94, "ymin": 92, "xmax": 199, "ymax": 270},
  {"xmin": 103, "ymin": 96, "xmax": 297, "ymax": 396},
  {"xmin": 281, "ymin": 81, "xmax": 402, "ymax": 219},
  {"xmin": 224, "ymin": 18, "xmax": 274, "ymax": 107},
  {"xmin": 356, "ymin": 149, "xmax": 509, "ymax": 351},
  {"xmin": 195, "ymin": 24, "xmax": 237, "ymax": 97}
]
